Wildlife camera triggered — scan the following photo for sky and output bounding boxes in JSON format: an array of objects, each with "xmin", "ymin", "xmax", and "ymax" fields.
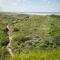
[{"xmin": 0, "ymin": 0, "xmax": 60, "ymax": 12}]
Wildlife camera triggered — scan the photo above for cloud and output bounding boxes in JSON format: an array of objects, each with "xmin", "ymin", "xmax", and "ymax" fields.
[{"xmin": 0, "ymin": 0, "xmax": 60, "ymax": 12}]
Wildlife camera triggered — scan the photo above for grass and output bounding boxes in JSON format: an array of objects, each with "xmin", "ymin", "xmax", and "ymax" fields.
[{"xmin": 5, "ymin": 49, "xmax": 60, "ymax": 60}]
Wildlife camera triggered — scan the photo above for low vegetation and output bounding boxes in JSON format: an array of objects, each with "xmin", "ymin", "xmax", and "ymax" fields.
[
  {"xmin": 5, "ymin": 49, "xmax": 60, "ymax": 60},
  {"xmin": 0, "ymin": 12, "xmax": 60, "ymax": 60}
]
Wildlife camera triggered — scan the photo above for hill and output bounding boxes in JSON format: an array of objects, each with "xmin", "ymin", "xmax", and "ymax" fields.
[{"xmin": 0, "ymin": 13, "xmax": 60, "ymax": 60}]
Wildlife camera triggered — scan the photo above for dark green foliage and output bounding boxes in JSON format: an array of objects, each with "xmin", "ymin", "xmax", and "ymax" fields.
[
  {"xmin": 53, "ymin": 36, "xmax": 60, "ymax": 46},
  {"xmin": 50, "ymin": 14, "xmax": 60, "ymax": 18},
  {"xmin": 13, "ymin": 28, "xmax": 19, "ymax": 32},
  {"xmin": 20, "ymin": 36, "xmax": 32, "ymax": 43},
  {"xmin": 1, "ymin": 39, "xmax": 9, "ymax": 46},
  {"xmin": 3, "ymin": 28, "xmax": 9, "ymax": 32}
]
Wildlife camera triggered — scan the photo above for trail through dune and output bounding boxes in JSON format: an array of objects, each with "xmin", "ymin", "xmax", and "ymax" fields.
[{"xmin": 6, "ymin": 25, "xmax": 14, "ymax": 56}]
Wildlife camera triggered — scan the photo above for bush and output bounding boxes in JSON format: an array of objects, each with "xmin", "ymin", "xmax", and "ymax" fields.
[
  {"xmin": 53, "ymin": 36, "xmax": 60, "ymax": 46},
  {"xmin": 13, "ymin": 28, "xmax": 19, "ymax": 32},
  {"xmin": 1, "ymin": 39, "xmax": 9, "ymax": 46}
]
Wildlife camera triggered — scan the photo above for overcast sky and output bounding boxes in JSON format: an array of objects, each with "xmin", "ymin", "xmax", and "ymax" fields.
[{"xmin": 0, "ymin": 0, "xmax": 60, "ymax": 12}]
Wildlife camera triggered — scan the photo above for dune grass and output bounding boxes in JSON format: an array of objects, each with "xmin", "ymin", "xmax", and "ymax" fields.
[{"xmin": 5, "ymin": 49, "xmax": 60, "ymax": 60}]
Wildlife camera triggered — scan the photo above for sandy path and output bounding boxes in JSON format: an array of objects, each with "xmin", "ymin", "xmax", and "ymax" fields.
[{"xmin": 6, "ymin": 25, "xmax": 14, "ymax": 56}]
